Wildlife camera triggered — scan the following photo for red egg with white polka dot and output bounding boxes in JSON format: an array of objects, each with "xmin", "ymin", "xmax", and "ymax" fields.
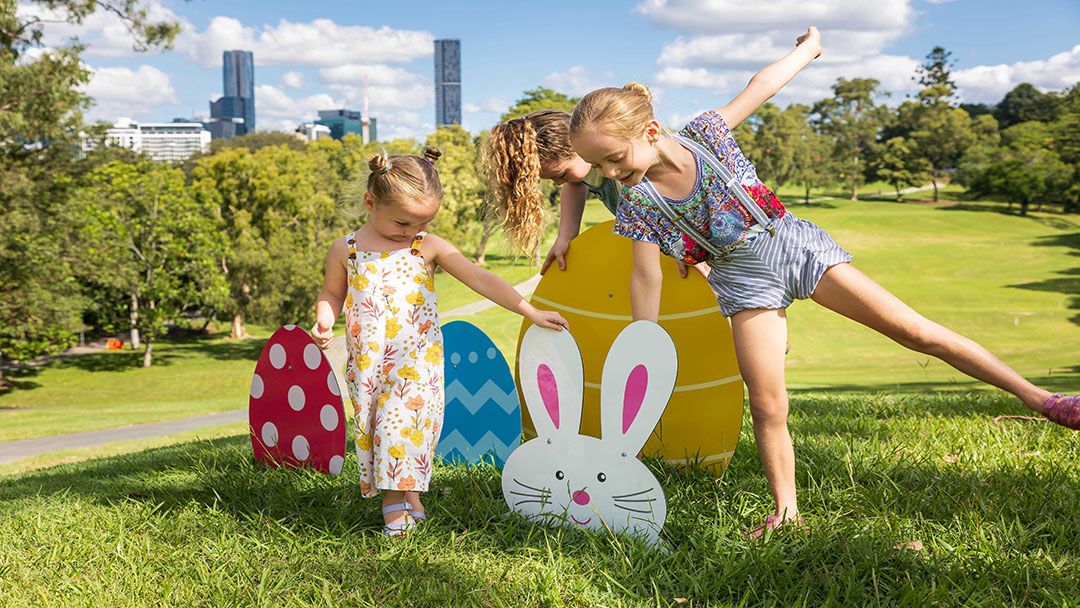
[{"xmin": 249, "ymin": 325, "xmax": 346, "ymax": 475}]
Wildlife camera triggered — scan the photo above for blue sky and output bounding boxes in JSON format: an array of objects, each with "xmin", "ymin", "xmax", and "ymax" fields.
[{"xmin": 22, "ymin": 0, "xmax": 1080, "ymax": 139}]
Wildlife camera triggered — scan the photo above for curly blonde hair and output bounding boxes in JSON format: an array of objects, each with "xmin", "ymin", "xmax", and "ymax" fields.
[
  {"xmin": 481, "ymin": 110, "xmax": 576, "ymax": 251},
  {"xmin": 367, "ymin": 146, "xmax": 443, "ymax": 205},
  {"xmin": 569, "ymin": 82, "xmax": 655, "ymax": 140}
]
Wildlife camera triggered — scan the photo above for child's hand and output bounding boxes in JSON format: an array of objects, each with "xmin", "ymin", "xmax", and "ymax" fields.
[
  {"xmin": 541, "ymin": 237, "xmax": 572, "ymax": 275},
  {"xmin": 529, "ymin": 309, "xmax": 569, "ymax": 331},
  {"xmin": 796, "ymin": 26, "xmax": 822, "ymax": 59},
  {"xmin": 310, "ymin": 320, "xmax": 335, "ymax": 350}
]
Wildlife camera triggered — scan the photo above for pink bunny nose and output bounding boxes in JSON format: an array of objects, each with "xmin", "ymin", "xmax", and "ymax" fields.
[{"xmin": 572, "ymin": 490, "xmax": 590, "ymax": 505}]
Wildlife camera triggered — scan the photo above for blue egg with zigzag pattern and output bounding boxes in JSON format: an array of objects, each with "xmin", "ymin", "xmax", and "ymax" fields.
[{"xmin": 437, "ymin": 320, "xmax": 521, "ymax": 469}]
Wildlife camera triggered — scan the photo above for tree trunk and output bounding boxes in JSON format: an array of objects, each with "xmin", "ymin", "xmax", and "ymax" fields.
[
  {"xmin": 142, "ymin": 338, "xmax": 153, "ymax": 368},
  {"xmin": 804, "ymin": 183, "xmax": 810, "ymax": 204},
  {"xmin": 129, "ymin": 292, "xmax": 141, "ymax": 350},
  {"xmin": 1020, "ymin": 201, "xmax": 1029, "ymax": 216},
  {"xmin": 474, "ymin": 214, "xmax": 498, "ymax": 266},
  {"xmin": 0, "ymin": 369, "xmax": 10, "ymax": 391},
  {"xmin": 231, "ymin": 312, "xmax": 247, "ymax": 339},
  {"xmin": 895, "ymin": 183, "xmax": 903, "ymax": 202},
  {"xmin": 932, "ymin": 176, "xmax": 940, "ymax": 202}
]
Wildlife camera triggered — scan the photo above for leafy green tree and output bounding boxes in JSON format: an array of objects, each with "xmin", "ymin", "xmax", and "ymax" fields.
[
  {"xmin": 1049, "ymin": 83, "xmax": 1080, "ymax": 212},
  {"xmin": 905, "ymin": 85, "xmax": 976, "ymax": 200},
  {"xmin": 74, "ymin": 160, "xmax": 227, "ymax": 366},
  {"xmin": 500, "ymin": 87, "xmax": 579, "ymax": 121},
  {"xmin": 207, "ymin": 131, "xmax": 308, "ymax": 155},
  {"xmin": 871, "ymin": 137, "xmax": 932, "ymax": 201},
  {"xmin": 994, "ymin": 83, "xmax": 1062, "ymax": 128},
  {"xmin": 913, "ymin": 46, "xmax": 957, "ymax": 98},
  {"xmin": 0, "ymin": 0, "xmax": 177, "ymax": 379},
  {"xmin": 191, "ymin": 146, "xmax": 344, "ymax": 338},
  {"xmin": 425, "ymin": 125, "xmax": 486, "ymax": 247},
  {"xmin": 812, "ymin": 78, "xmax": 887, "ymax": 201},
  {"xmin": 788, "ymin": 108, "xmax": 834, "ymax": 204}
]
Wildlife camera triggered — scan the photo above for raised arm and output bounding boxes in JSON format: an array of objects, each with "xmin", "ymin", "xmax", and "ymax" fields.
[
  {"xmin": 426, "ymin": 234, "xmax": 568, "ymax": 330},
  {"xmin": 718, "ymin": 26, "xmax": 823, "ymax": 129},
  {"xmin": 630, "ymin": 240, "xmax": 663, "ymax": 322},
  {"xmin": 310, "ymin": 237, "xmax": 349, "ymax": 349},
  {"xmin": 541, "ymin": 181, "xmax": 589, "ymax": 275}
]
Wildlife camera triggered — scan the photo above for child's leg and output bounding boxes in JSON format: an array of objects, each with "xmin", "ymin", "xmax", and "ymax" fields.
[
  {"xmin": 730, "ymin": 308, "xmax": 799, "ymax": 521},
  {"xmin": 811, "ymin": 263, "xmax": 1052, "ymax": 410},
  {"xmin": 382, "ymin": 490, "xmax": 411, "ymax": 524},
  {"xmin": 406, "ymin": 491, "xmax": 424, "ymax": 516}
]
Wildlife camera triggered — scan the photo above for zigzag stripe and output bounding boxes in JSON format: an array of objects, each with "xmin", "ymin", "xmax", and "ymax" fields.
[
  {"xmin": 444, "ymin": 379, "xmax": 520, "ymax": 415},
  {"xmin": 435, "ymin": 430, "xmax": 519, "ymax": 467},
  {"xmin": 442, "ymin": 401, "xmax": 522, "ymax": 444}
]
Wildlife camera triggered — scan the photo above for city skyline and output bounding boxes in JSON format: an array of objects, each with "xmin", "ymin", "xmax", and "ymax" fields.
[{"xmin": 26, "ymin": 0, "xmax": 1080, "ymax": 140}]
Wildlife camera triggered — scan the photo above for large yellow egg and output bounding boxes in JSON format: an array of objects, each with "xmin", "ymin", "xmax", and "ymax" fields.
[{"xmin": 516, "ymin": 221, "xmax": 743, "ymax": 474}]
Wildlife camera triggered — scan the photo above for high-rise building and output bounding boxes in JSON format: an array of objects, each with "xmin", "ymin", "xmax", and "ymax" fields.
[
  {"xmin": 82, "ymin": 117, "xmax": 211, "ymax": 162},
  {"xmin": 314, "ymin": 109, "xmax": 376, "ymax": 143},
  {"xmin": 208, "ymin": 50, "xmax": 255, "ymax": 139},
  {"xmin": 434, "ymin": 39, "xmax": 461, "ymax": 126}
]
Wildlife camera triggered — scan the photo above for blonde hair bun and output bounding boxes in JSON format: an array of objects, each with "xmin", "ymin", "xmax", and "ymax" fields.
[
  {"xmin": 423, "ymin": 146, "xmax": 442, "ymax": 165},
  {"xmin": 368, "ymin": 154, "xmax": 390, "ymax": 174},
  {"xmin": 622, "ymin": 82, "xmax": 653, "ymax": 104}
]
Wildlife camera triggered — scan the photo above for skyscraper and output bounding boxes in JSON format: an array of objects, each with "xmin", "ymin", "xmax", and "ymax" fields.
[
  {"xmin": 208, "ymin": 50, "xmax": 255, "ymax": 139},
  {"xmin": 434, "ymin": 39, "xmax": 461, "ymax": 126}
]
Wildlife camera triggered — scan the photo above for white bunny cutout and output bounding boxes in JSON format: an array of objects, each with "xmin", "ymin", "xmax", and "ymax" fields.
[{"xmin": 502, "ymin": 320, "xmax": 678, "ymax": 544}]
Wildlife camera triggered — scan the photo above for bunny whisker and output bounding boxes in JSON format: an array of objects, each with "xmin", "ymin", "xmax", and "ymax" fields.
[
  {"xmin": 510, "ymin": 490, "xmax": 550, "ymax": 499},
  {"xmin": 614, "ymin": 504, "xmax": 654, "ymax": 514},
  {"xmin": 514, "ymin": 479, "xmax": 551, "ymax": 494},
  {"xmin": 611, "ymin": 488, "xmax": 654, "ymax": 499},
  {"xmin": 631, "ymin": 516, "xmax": 661, "ymax": 529},
  {"xmin": 514, "ymin": 499, "xmax": 551, "ymax": 507},
  {"xmin": 614, "ymin": 497, "xmax": 656, "ymax": 503}
]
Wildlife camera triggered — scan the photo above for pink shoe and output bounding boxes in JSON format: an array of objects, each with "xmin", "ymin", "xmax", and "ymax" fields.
[{"xmin": 1043, "ymin": 394, "xmax": 1080, "ymax": 430}]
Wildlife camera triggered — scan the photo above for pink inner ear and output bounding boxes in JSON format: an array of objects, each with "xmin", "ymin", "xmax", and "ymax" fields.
[
  {"xmin": 623, "ymin": 364, "xmax": 648, "ymax": 433},
  {"xmin": 537, "ymin": 364, "xmax": 559, "ymax": 429}
]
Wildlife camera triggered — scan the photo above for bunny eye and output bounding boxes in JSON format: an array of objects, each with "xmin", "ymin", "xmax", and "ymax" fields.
[
  {"xmin": 597, "ymin": 472, "xmax": 607, "ymax": 483},
  {"xmin": 555, "ymin": 470, "xmax": 565, "ymax": 480}
]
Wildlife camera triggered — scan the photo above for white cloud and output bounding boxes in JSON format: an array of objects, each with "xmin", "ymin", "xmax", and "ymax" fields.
[
  {"xmin": 83, "ymin": 65, "xmax": 177, "ymax": 121},
  {"xmin": 463, "ymin": 102, "xmax": 482, "ymax": 113},
  {"xmin": 280, "ymin": 71, "xmax": 304, "ymax": 88},
  {"xmin": 462, "ymin": 96, "xmax": 510, "ymax": 114},
  {"xmin": 658, "ymin": 29, "xmax": 902, "ymax": 69},
  {"xmin": 954, "ymin": 44, "xmax": 1080, "ymax": 103},
  {"xmin": 541, "ymin": 66, "xmax": 615, "ymax": 96},
  {"xmin": 180, "ymin": 17, "xmax": 432, "ymax": 68},
  {"xmin": 255, "ymin": 84, "xmax": 338, "ymax": 128},
  {"xmin": 636, "ymin": 0, "xmax": 914, "ymax": 34}
]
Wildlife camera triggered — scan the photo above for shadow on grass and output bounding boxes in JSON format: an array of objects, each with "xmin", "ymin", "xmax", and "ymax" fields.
[{"xmin": 790, "ymin": 366, "xmax": 1080, "ymax": 396}]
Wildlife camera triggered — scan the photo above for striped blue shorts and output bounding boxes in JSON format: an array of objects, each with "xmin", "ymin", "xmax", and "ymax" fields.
[{"xmin": 706, "ymin": 212, "xmax": 852, "ymax": 317}]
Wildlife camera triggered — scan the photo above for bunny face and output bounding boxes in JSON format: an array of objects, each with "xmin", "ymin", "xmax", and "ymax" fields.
[{"xmin": 502, "ymin": 321, "xmax": 677, "ymax": 543}]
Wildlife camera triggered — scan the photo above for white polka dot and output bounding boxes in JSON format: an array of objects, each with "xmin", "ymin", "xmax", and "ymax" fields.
[
  {"xmin": 250, "ymin": 374, "xmax": 264, "ymax": 399},
  {"xmin": 260, "ymin": 422, "xmax": 278, "ymax": 448},
  {"xmin": 487, "ymin": 347, "xmax": 497, "ymax": 360},
  {"xmin": 328, "ymin": 455, "xmax": 344, "ymax": 476},
  {"xmin": 303, "ymin": 343, "xmax": 322, "ymax": 370},
  {"xmin": 292, "ymin": 435, "xmax": 310, "ymax": 461},
  {"xmin": 450, "ymin": 353, "xmax": 461, "ymax": 365},
  {"xmin": 269, "ymin": 343, "xmax": 286, "ymax": 369},
  {"xmin": 283, "ymin": 324, "xmax": 297, "ymax": 330},
  {"xmin": 327, "ymin": 371, "xmax": 340, "ymax": 396},
  {"xmin": 320, "ymin": 404, "xmax": 339, "ymax": 431},
  {"xmin": 288, "ymin": 385, "xmax": 306, "ymax": 411},
  {"xmin": 468, "ymin": 351, "xmax": 478, "ymax": 364}
]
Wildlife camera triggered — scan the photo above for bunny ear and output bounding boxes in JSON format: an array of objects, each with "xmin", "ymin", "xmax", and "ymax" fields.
[
  {"xmin": 600, "ymin": 321, "xmax": 677, "ymax": 454},
  {"xmin": 518, "ymin": 325, "xmax": 583, "ymax": 439}
]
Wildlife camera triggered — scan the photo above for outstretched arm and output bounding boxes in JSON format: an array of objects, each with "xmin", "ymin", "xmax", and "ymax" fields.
[
  {"xmin": 427, "ymin": 234, "xmax": 568, "ymax": 330},
  {"xmin": 718, "ymin": 26, "xmax": 823, "ymax": 129}
]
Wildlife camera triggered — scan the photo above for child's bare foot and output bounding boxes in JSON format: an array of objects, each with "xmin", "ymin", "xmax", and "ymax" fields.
[
  {"xmin": 743, "ymin": 511, "xmax": 803, "ymax": 539},
  {"xmin": 405, "ymin": 491, "xmax": 427, "ymax": 522}
]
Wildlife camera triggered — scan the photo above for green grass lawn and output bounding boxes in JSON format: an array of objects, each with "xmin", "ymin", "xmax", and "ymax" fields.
[
  {"xmin": 0, "ymin": 391, "xmax": 1076, "ymax": 606},
  {"xmin": 0, "ymin": 191, "xmax": 1078, "ymax": 605}
]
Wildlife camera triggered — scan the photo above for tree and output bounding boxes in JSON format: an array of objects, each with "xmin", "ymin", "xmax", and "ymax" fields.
[
  {"xmin": 191, "ymin": 145, "xmax": 344, "ymax": 338},
  {"xmin": 905, "ymin": 85, "xmax": 976, "ymax": 200},
  {"xmin": 0, "ymin": 0, "xmax": 178, "ymax": 381},
  {"xmin": 207, "ymin": 131, "xmax": 308, "ymax": 155},
  {"xmin": 994, "ymin": 83, "xmax": 1062, "ymax": 128},
  {"xmin": 500, "ymin": 87, "xmax": 579, "ymax": 121},
  {"xmin": 1050, "ymin": 83, "xmax": 1080, "ymax": 213},
  {"xmin": 913, "ymin": 46, "xmax": 957, "ymax": 97},
  {"xmin": 737, "ymin": 103, "xmax": 800, "ymax": 187},
  {"xmin": 812, "ymin": 78, "xmax": 886, "ymax": 201},
  {"xmin": 870, "ymin": 137, "xmax": 932, "ymax": 201},
  {"xmin": 425, "ymin": 125, "xmax": 486, "ymax": 247},
  {"xmin": 74, "ymin": 160, "xmax": 227, "ymax": 366},
  {"xmin": 961, "ymin": 121, "xmax": 1071, "ymax": 215}
]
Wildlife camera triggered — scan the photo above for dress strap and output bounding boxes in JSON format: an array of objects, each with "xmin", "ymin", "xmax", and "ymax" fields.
[{"xmin": 409, "ymin": 232, "xmax": 426, "ymax": 256}]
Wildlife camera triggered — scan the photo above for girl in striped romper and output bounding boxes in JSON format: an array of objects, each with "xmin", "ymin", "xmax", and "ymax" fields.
[{"xmin": 568, "ymin": 27, "xmax": 1079, "ymax": 537}]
